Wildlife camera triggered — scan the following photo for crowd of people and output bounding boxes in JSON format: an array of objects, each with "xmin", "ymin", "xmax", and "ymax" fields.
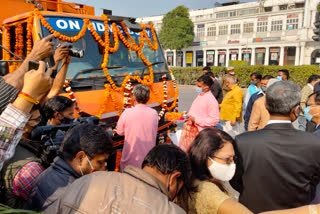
[{"xmin": 0, "ymin": 34, "xmax": 320, "ymax": 214}]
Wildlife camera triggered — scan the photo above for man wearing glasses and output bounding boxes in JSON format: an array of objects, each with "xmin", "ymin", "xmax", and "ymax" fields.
[{"xmin": 0, "ymin": 104, "xmax": 45, "ymax": 209}]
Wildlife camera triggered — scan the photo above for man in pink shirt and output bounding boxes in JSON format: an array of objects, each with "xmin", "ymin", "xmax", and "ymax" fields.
[
  {"xmin": 179, "ymin": 75, "xmax": 220, "ymax": 152},
  {"xmin": 117, "ymin": 84, "xmax": 158, "ymax": 172},
  {"xmin": 188, "ymin": 75, "xmax": 220, "ymax": 131}
]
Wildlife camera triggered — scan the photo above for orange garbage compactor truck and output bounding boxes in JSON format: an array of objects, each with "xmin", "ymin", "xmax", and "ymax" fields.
[{"xmin": 0, "ymin": 1, "xmax": 179, "ymax": 171}]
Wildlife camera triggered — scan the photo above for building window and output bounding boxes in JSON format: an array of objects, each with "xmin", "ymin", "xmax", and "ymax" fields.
[
  {"xmin": 230, "ymin": 11, "xmax": 237, "ymax": 17},
  {"xmin": 295, "ymin": 3, "xmax": 304, "ymax": 8},
  {"xmin": 219, "ymin": 25, "xmax": 228, "ymax": 35},
  {"xmin": 207, "ymin": 26, "xmax": 216, "ymax": 37},
  {"xmin": 286, "ymin": 17, "xmax": 299, "ymax": 30},
  {"xmin": 279, "ymin": 5, "xmax": 288, "ymax": 10},
  {"xmin": 239, "ymin": 8, "xmax": 258, "ymax": 16},
  {"xmin": 243, "ymin": 23, "xmax": 254, "ymax": 33},
  {"xmin": 216, "ymin": 12, "xmax": 228, "ymax": 19},
  {"xmin": 257, "ymin": 21, "xmax": 268, "ymax": 32},
  {"xmin": 264, "ymin": 7, "xmax": 272, "ymax": 12},
  {"xmin": 231, "ymin": 24, "xmax": 240, "ymax": 34},
  {"xmin": 271, "ymin": 20, "xmax": 283, "ymax": 31},
  {"xmin": 197, "ymin": 24, "xmax": 205, "ymax": 40}
]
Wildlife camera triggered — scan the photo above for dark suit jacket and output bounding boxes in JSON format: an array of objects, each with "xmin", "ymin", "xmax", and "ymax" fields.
[
  {"xmin": 313, "ymin": 125, "xmax": 320, "ymax": 136},
  {"xmin": 210, "ymin": 79, "xmax": 223, "ymax": 104},
  {"xmin": 233, "ymin": 123, "xmax": 320, "ymax": 213}
]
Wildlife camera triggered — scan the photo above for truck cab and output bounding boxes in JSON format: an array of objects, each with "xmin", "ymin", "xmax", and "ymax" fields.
[{"xmin": 1, "ymin": 1, "xmax": 179, "ymax": 171}]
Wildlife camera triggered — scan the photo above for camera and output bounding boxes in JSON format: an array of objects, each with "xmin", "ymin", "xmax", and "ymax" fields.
[{"xmin": 65, "ymin": 43, "xmax": 84, "ymax": 58}]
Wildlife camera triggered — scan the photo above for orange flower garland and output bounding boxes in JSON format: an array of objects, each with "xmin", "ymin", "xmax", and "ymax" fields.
[
  {"xmin": 3, "ymin": 25, "xmax": 11, "ymax": 61},
  {"xmin": 165, "ymin": 112, "xmax": 183, "ymax": 121},
  {"xmin": 14, "ymin": 23, "xmax": 24, "ymax": 60},
  {"xmin": 35, "ymin": 8, "xmax": 89, "ymax": 42},
  {"xmin": 26, "ymin": 15, "xmax": 33, "ymax": 55},
  {"xmin": 33, "ymin": 8, "xmax": 179, "ymax": 119},
  {"xmin": 141, "ymin": 23, "xmax": 158, "ymax": 51}
]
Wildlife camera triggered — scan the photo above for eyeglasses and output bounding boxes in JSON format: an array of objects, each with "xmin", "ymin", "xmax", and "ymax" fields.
[
  {"xmin": 211, "ymin": 155, "xmax": 237, "ymax": 165},
  {"xmin": 29, "ymin": 117, "xmax": 42, "ymax": 122}
]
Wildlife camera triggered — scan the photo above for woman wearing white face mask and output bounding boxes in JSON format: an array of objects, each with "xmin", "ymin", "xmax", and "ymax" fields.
[{"xmin": 183, "ymin": 128, "xmax": 253, "ymax": 214}]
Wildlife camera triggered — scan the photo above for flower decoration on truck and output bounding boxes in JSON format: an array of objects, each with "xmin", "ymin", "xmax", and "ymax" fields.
[{"xmin": 5, "ymin": 8, "xmax": 179, "ymax": 120}]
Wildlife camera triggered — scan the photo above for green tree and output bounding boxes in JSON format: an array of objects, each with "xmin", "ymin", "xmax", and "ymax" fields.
[{"xmin": 159, "ymin": 6, "xmax": 194, "ymax": 52}]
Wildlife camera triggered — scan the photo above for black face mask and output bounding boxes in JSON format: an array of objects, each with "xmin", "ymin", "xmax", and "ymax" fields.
[
  {"xmin": 59, "ymin": 117, "xmax": 74, "ymax": 124},
  {"xmin": 167, "ymin": 173, "xmax": 182, "ymax": 201}
]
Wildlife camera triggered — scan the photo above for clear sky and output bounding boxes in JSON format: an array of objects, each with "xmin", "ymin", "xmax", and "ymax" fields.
[{"xmin": 64, "ymin": 0, "xmax": 257, "ymax": 18}]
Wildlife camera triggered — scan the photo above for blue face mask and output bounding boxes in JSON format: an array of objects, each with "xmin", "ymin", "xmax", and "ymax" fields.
[
  {"xmin": 195, "ymin": 87, "xmax": 203, "ymax": 94},
  {"xmin": 277, "ymin": 76, "xmax": 283, "ymax": 81},
  {"xmin": 304, "ymin": 106, "xmax": 320, "ymax": 122},
  {"xmin": 59, "ymin": 117, "xmax": 74, "ymax": 124},
  {"xmin": 251, "ymin": 80, "xmax": 258, "ymax": 86}
]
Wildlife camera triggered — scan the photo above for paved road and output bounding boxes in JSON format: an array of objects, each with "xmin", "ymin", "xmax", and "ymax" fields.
[
  {"xmin": 177, "ymin": 85, "xmax": 197, "ymax": 113},
  {"xmin": 176, "ymin": 85, "xmax": 197, "ymax": 129}
]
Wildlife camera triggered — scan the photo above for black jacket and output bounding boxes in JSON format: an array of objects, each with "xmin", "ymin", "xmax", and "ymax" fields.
[
  {"xmin": 27, "ymin": 157, "xmax": 80, "ymax": 211},
  {"xmin": 232, "ymin": 123, "xmax": 320, "ymax": 213},
  {"xmin": 210, "ymin": 79, "xmax": 223, "ymax": 104},
  {"xmin": 313, "ymin": 125, "xmax": 320, "ymax": 136}
]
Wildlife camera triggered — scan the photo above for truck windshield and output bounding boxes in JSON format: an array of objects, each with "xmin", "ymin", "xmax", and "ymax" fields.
[{"xmin": 41, "ymin": 16, "xmax": 167, "ymax": 79}]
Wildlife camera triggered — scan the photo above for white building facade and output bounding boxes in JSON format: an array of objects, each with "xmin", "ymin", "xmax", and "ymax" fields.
[{"xmin": 137, "ymin": 0, "xmax": 320, "ymax": 67}]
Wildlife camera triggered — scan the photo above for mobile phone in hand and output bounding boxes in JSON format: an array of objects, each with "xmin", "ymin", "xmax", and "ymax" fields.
[{"xmin": 28, "ymin": 61, "xmax": 57, "ymax": 78}]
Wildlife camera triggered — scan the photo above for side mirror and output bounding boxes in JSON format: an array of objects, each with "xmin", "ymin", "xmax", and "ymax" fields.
[{"xmin": 0, "ymin": 61, "xmax": 9, "ymax": 76}]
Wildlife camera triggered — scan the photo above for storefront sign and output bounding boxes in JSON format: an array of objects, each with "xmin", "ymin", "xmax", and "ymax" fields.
[
  {"xmin": 287, "ymin": 14, "xmax": 298, "ymax": 18},
  {"xmin": 192, "ymin": 42, "xmax": 200, "ymax": 46},
  {"xmin": 242, "ymin": 49, "xmax": 251, "ymax": 54},
  {"xmin": 200, "ymin": 42, "xmax": 207, "ymax": 46},
  {"xmin": 270, "ymin": 48, "xmax": 280, "ymax": 52},
  {"xmin": 256, "ymin": 48, "xmax": 266, "ymax": 53},
  {"xmin": 218, "ymin": 51, "xmax": 226, "ymax": 54},
  {"xmin": 253, "ymin": 37, "xmax": 281, "ymax": 43},
  {"xmin": 207, "ymin": 51, "xmax": 215, "ymax": 55},
  {"xmin": 258, "ymin": 17, "xmax": 268, "ymax": 21},
  {"xmin": 228, "ymin": 40, "xmax": 240, "ymax": 44},
  {"xmin": 186, "ymin": 52, "xmax": 193, "ymax": 64},
  {"xmin": 230, "ymin": 50, "xmax": 239, "ymax": 54}
]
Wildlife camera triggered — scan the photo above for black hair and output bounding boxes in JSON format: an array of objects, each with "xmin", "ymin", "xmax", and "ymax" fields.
[
  {"xmin": 202, "ymin": 66, "xmax": 211, "ymax": 72},
  {"xmin": 41, "ymin": 96, "xmax": 74, "ymax": 120},
  {"xmin": 197, "ymin": 74, "xmax": 213, "ymax": 87},
  {"xmin": 204, "ymin": 71, "xmax": 215, "ymax": 78},
  {"xmin": 278, "ymin": 69, "xmax": 289, "ymax": 79},
  {"xmin": 262, "ymin": 75, "xmax": 273, "ymax": 80},
  {"xmin": 60, "ymin": 124, "xmax": 114, "ymax": 161},
  {"xmin": 250, "ymin": 72, "xmax": 262, "ymax": 81},
  {"xmin": 188, "ymin": 128, "xmax": 235, "ymax": 192},
  {"xmin": 308, "ymin": 74, "xmax": 320, "ymax": 84},
  {"xmin": 315, "ymin": 82, "xmax": 320, "ymax": 93},
  {"xmin": 142, "ymin": 144, "xmax": 193, "ymax": 193}
]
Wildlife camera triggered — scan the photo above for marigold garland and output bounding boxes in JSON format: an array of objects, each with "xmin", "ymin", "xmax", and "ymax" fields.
[
  {"xmin": 35, "ymin": 8, "xmax": 89, "ymax": 42},
  {"xmin": 32, "ymin": 9, "xmax": 179, "ymax": 119},
  {"xmin": 26, "ymin": 15, "xmax": 33, "ymax": 55},
  {"xmin": 14, "ymin": 23, "xmax": 24, "ymax": 60},
  {"xmin": 3, "ymin": 25, "xmax": 11, "ymax": 61}
]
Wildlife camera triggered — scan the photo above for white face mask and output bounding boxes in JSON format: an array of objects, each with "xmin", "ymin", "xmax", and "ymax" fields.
[{"xmin": 208, "ymin": 157, "xmax": 236, "ymax": 181}]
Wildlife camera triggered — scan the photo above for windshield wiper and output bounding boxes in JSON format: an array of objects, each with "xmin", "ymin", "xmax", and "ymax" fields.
[
  {"xmin": 140, "ymin": 62, "xmax": 164, "ymax": 79},
  {"xmin": 72, "ymin": 66, "xmax": 125, "ymax": 81}
]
